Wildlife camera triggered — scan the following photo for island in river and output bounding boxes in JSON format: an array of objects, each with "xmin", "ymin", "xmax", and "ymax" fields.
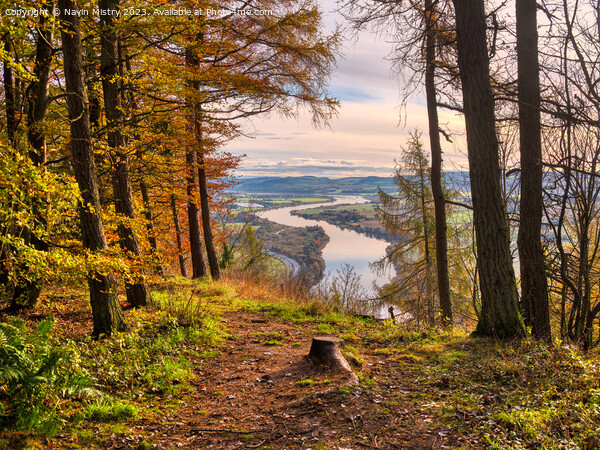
[{"xmin": 290, "ymin": 202, "xmax": 401, "ymax": 244}]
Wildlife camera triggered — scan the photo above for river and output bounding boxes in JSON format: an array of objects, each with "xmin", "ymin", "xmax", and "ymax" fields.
[{"xmin": 260, "ymin": 196, "xmax": 395, "ymax": 304}]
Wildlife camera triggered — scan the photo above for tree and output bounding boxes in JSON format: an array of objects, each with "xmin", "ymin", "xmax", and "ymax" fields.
[
  {"xmin": 377, "ymin": 131, "xmax": 437, "ymax": 325},
  {"xmin": 58, "ymin": 0, "xmax": 127, "ymax": 337},
  {"xmin": 185, "ymin": 32, "xmax": 221, "ymax": 280},
  {"xmin": 99, "ymin": 0, "xmax": 150, "ymax": 307},
  {"xmin": 451, "ymin": 0, "xmax": 524, "ymax": 338},
  {"xmin": 341, "ymin": 0, "xmax": 457, "ymax": 325},
  {"xmin": 2, "ymin": 36, "xmax": 17, "ymax": 148},
  {"xmin": 424, "ymin": 0, "xmax": 452, "ymax": 325},
  {"xmin": 184, "ymin": 45, "xmax": 209, "ymax": 279},
  {"xmin": 9, "ymin": 1, "xmax": 56, "ymax": 309},
  {"xmin": 515, "ymin": 0, "xmax": 551, "ymax": 339},
  {"xmin": 170, "ymin": 194, "xmax": 189, "ymax": 277},
  {"xmin": 153, "ymin": 0, "xmax": 338, "ymax": 280},
  {"xmin": 540, "ymin": 0, "xmax": 600, "ymax": 348}
]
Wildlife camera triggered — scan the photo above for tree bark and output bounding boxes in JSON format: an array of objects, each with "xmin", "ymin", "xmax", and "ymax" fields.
[
  {"xmin": 3, "ymin": 37, "xmax": 16, "ymax": 147},
  {"xmin": 308, "ymin": 337, "xmax": 354, "ymax": 374},
  {"xmin": 26, "ymin": 3, "xmax": 53, "ymax": 167},
  {"xmin": 139, "ymin": 178, "xmax": 163, "ymax": 275},
  {"xmin": 0, "ymin": 37, "xmax": 15, "ymax": 289},
  {"xmin": 58, "ymin": 0, "xmax": 127, "ymax": 337},
  {"xmin": 99, "ymin": 0, "xmax": 150, "ymax": 307},
  {"xmin": 198, "ymin": 152, "xmax": 221, "ymax": 280},
  {"xmin": 452, "ymin": 0, "xmax": 524, "ymax": 338},
  {"xmin": 11, "ymin": 3, "xmax": 54, "ymax": 309},
  {"xmin": 186, "ymin": 147, "xmax": 208, "ymax": 278},
  {"xmin": 122, "ymin": 48, "xmax": 163, "ymax": 276},
  {"xmin": 171, "ymin": 194, "xmax": 189, "ymax": 277},
  {"xmin": 424, "ymin": 0, "xmax": 452, "ymax": 326},
  {"xmin": 516, "ymin": 0, "xmax": 551, "ymax": 340},
  {"xmin": 418, "ymin": 153, "xmax": 435, "ymax": 325},
  {"xmin": 186, "ymin": 32, "xmax": 221, "ymax": 280},
  {"xmin": 185, "ymin": 46, "xmax": 208, "ymax": 279}
]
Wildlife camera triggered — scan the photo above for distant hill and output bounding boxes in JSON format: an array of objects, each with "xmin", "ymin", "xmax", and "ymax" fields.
[
  {"xmin": 236, "ymin": 173, "xmax": 470, "ymax": 195},
  {"xmin": 236, "ymin": 176, "xmax": 397, "ymax": 195}
]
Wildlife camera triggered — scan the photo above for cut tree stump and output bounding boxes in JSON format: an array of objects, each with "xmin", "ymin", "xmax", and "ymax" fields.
[
  {"xmin": 308, "ymin": 336, "xmax": 353, "ymax": 372},
  {"xmin": 287, "ymin": 337, "xmax": 359, "ymax": 408}
]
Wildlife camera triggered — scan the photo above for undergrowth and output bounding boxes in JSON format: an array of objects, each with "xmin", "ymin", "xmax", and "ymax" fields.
[
  {"xmin": 0, "ymin": 316, "xmax": 98, "ymax": 435},
  {"xmin": 4, "ymin": 277, "xmax": 600, "ymax": 449},
  {"xmin": 0, "ymin": 278, "xmax": 230, "ymax": 446}
]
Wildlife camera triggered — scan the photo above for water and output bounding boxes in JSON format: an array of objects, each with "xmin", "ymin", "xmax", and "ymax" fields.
[{"xmin": 260, "ymin": 196, "xmax": 395, "ymax": 300}]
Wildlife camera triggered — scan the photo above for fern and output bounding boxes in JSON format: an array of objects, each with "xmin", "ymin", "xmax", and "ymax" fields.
[{"xmin": 0, "ymin": 316, "xmax": 99, "ymax": 435}]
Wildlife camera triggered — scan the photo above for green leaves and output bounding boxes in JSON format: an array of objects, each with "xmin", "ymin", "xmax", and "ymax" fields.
[{"xmin": 0, "ymin": 317, "xmax": 98, "ymax": 435}]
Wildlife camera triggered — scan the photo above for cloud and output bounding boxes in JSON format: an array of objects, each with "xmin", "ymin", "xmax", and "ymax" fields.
[
  {"xmin": 329, "ymin": 86, "xmax": 381, "ymax": 103},
  {"xmin": 223, "ymin": 0, "xmax": 469, "ymax": 178},
  {"xmin": 235, "ymin": 157, "xmax": 395, "ymax": 177}
]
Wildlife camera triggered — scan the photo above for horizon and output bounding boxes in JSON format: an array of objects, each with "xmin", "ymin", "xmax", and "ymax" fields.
[{"xmin": 237, "ymin": 171, "xmax": 469, "ymax": 180}]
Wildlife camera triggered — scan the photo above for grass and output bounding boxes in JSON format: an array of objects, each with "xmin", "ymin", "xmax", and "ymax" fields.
[
  {"xmin": 85, "ymin": 401, "xmax": 139, "ymax": 422},
  {"xmin": 299, "ymin": 202, "xmax": 376, "ymax": 215},
  {"xmin": 0, "ymin": 278, "xmax": 232, "ymax": 448},
  {"xmin": 235, "ymin": 195, "xmax": 332, "ymax": 207},
  {"xmin": 5, "ymin": 276, "xmax": 600, "ymax": 449}
]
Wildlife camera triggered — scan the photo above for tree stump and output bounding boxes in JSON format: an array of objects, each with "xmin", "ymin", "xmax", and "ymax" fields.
[
  {"xmin": 308, "ymin": 336, "xmax": 353, "ymax": 373},
  {"xmin": 288, "ymin": 336, "xmax": 359, "ymax": 407}
]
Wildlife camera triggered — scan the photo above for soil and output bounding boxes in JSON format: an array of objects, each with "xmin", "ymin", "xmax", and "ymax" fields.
[
  {"xmin": 104, "ymin": 309, "xmax": 474, "ymax": 449},
  {"xmin": 1, "ymin": 290, "xmax": 478, "ymax": 449}
]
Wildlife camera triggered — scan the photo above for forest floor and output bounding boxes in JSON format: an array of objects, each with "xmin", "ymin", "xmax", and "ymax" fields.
[{"xmin": 2, "ymin": 277, "xmax": 600, "ymax": 449}]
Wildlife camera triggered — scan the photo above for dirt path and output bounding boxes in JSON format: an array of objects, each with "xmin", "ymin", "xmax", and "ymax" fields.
[{"xmin": 112, "ymin": 309, "xmax": 465, "ymax": 449}]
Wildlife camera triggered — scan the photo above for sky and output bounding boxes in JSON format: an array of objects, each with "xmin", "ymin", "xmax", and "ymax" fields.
[{"xmin": 227, "ymin": 0, "xmax": 468, "ymax": 178}]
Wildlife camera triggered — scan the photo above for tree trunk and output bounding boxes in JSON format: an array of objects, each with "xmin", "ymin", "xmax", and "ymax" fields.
[
  {"xmin": 99, "ymin": 0, "xmax": 150, "ymax": 307},
  {"xmin": 1, "ymin": 37, "xmax": 14, "ymax": 293},
  {"xmin": 171, "ymin": 194, "xmax": 189, "ymax": 277},
  {"xmin": 11, "ymin": 4, "xmax": 54, "ymax": 310},
  {"xmin": 418, "ymin": 156, "xmax": 435, "ymax": 325},
  {"xmin": 308, "ymin": 337, "xmax": 355, "ymax": 374},
  {"xmin": 186, "ymin": 32, "xmax": 221, "ymax": 281},
  {"xmin": 186, "ymin": 148, "xmax": 208, "ymax": 278},
  {"xmin": 3, "ymin": 37, "xmax": 16, "ymax": 147},
  {"xmin": 198, "ymin": 152, "xmax": 221, "ymax": 280},
  {"xmin": 139, "ymin": 179, "xmax": 164, "ymax": 275},
  {"xmin": 122, "ymin": 49, "xmax": 163, "ymax": 276},
  {"xmin": 58, "ymin": 0, "xmax": 127, "ymax": 337},
  {"xmin": 185, "ymin": 46, "xmax": 208, "ymax": 279},
  {"xmin": 424, "ymin": 0, "xmax": 452, "ymax": 326},
  {"xmin": 10, "ymin": 227, "xmax": 43, "ymax": 310},
  {"xmin": 26, "ymin": 3, "xmax": 53, "ymax": 167},
  {"xmin": 515, "ymin": 0, "xmax": 551, "ymax": 340},
  {"xmin": 139, "ymin": 179, "xmax": 158, "ymax": 253},
  {"xmin": 452, "ymin": 0, "xmax": 524, "ymax": 338}
]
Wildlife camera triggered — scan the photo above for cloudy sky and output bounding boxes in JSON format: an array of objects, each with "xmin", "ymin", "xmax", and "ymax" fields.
[{"xmin": 227, "ymin": 0, "xmax": 467, "ymax": 178}]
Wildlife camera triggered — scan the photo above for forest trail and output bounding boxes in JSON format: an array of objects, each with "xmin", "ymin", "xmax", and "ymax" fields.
[
  {"xmin": 103, "ymin": 308, "xmax": 465, "ymax": 449},
  {"xmin": 4, "ymin": 282, "xmax": 594, "ymax": 449}
]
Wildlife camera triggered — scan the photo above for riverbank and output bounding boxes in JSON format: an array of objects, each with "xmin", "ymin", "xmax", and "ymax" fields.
[
  {"xmin": 291, "ymin": 201, "xmax": 401, "ymax": 244},
  {"xmin": 260, "ymin": 196, "xmax": 395, "ymax": 296}
]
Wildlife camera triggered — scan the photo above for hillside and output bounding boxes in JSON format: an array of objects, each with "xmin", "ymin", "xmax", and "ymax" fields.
[
  {"xmin": 236, "ymin": 176, "xmax": 397, "ymax": 195},
  {"xmin": 2, "ymin": 278, "xmax": 599, "ymax": 449},
  {"xmin": 236, "ymin": 173, "xmax": 470, "ymax": 196}
]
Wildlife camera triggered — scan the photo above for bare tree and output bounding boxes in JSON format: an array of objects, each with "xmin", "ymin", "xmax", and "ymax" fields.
[
  {"xmin": 341, "ymin": 0, "xmax": 458, "ymax": 324},
  {"xmin": 516, "ymin": 0, "xmax": 551, "ymax": 339}
]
